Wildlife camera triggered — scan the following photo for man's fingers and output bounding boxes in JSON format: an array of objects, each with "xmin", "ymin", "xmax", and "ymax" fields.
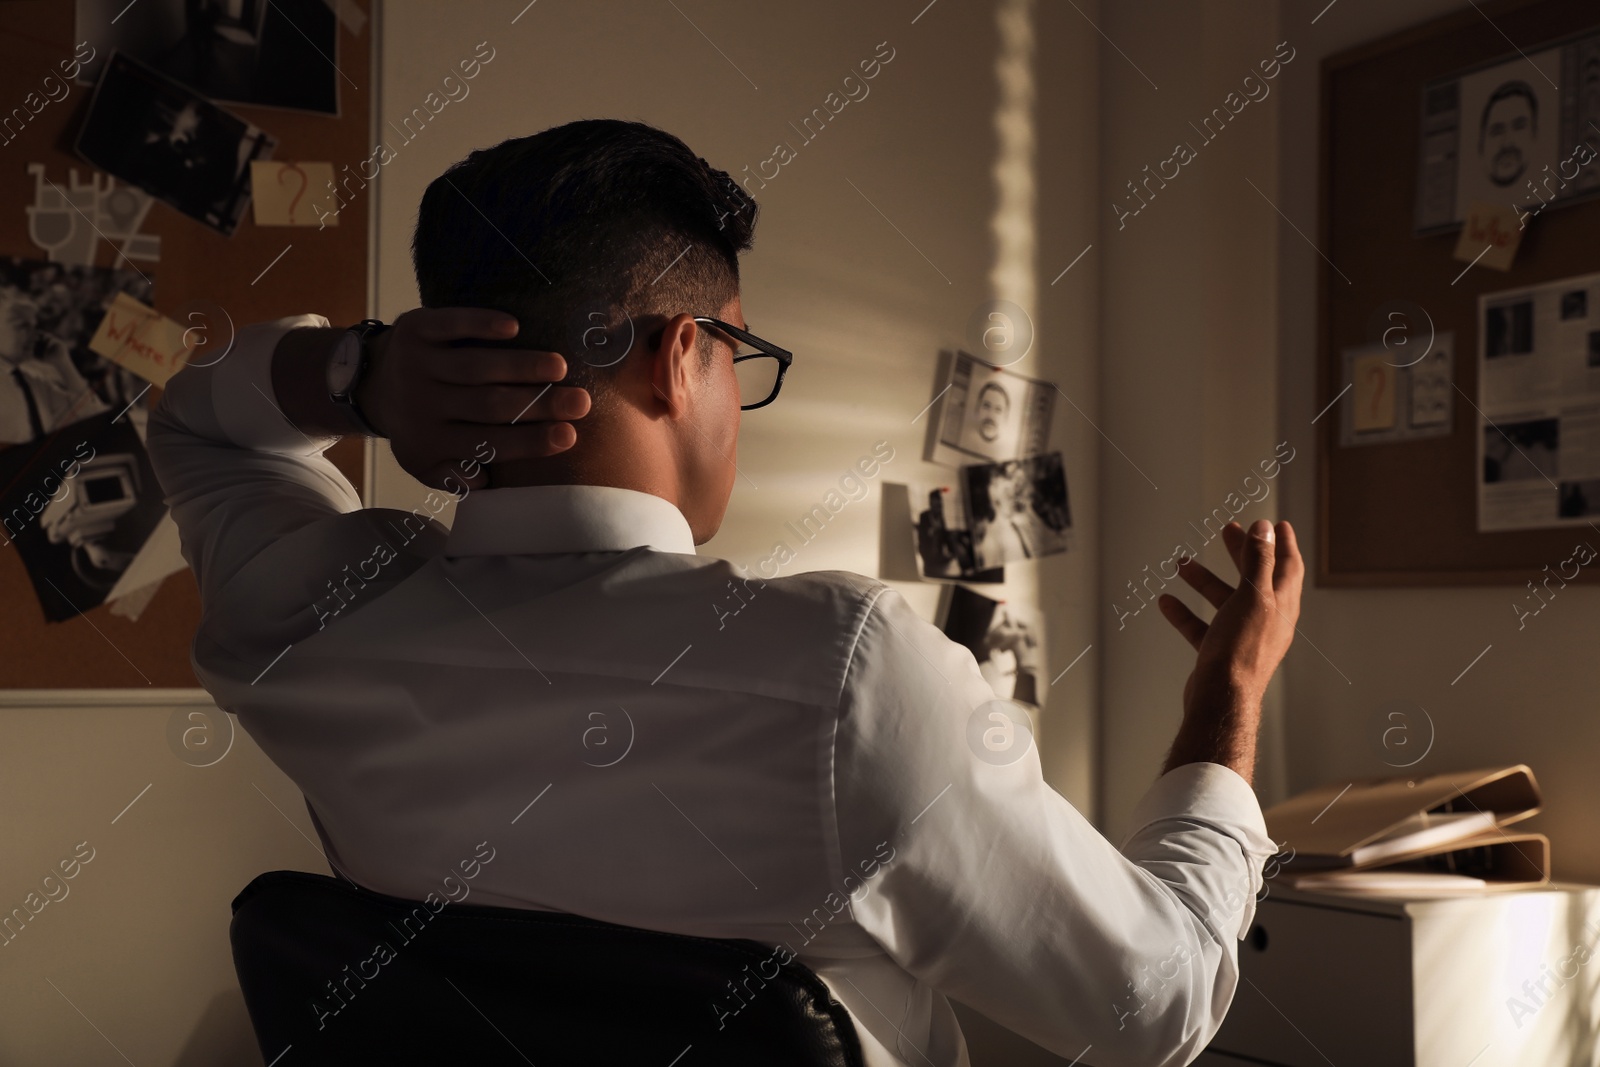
[
  {"xmin": 437, "ymin": 382, "xmax": 591, "ymax": 424},
  {"xmin": 1241, "ymin": 518, "xmax": 1276, "ymax": 592},
  {"xmin": 1158, "ymin": 594, "xmax": 1208, "ymax": 652},
  {"xmin": 1220, "ymin": 522, "xmax": 1245, "ymax": 573},
  {"xmin": 403, "ymin": 306, "xmax": 519, "ymax": 343},
  {"xmin": 424, "ymin": 348, "xmax": 572, "ymax": 386},
  {"xmin": 1177, "ymin": 558, "xmax": 1234, "ymax": 610},
  {"xmin": 1273, "ymin": 520, "xmax": 1305, "ymax": 599}
]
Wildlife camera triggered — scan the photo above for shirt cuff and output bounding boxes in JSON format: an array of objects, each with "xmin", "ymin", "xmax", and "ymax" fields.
[
  {"xmin": 1122, "ymin": 762, "xmax": 1280, "ymax": 936},
  {"xmin": 211, "ymin": 313, "xmax": 336, "ymax": 455}
]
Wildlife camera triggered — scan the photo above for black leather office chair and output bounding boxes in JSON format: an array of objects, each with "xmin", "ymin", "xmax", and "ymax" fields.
[{"xmin": 231, "ymin": 870, "xmax": 866, "ymax": 1066}]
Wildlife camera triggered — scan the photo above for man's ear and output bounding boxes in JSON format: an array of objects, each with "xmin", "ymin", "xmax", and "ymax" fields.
[{"xmin": 647, "ymin": 313, "xmax": 701, "ymax": 420}]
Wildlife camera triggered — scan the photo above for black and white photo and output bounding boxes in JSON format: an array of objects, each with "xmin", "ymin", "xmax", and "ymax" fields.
[
  {"xmin": 1414, "ymin": 31, "xmax": 1600, "ymax": 231},
  {"xmin": 0, "ymin": 258, "xmax": 151, "ymax": 449},
  {"xmin": 1482, "ymin": 418, "xmax": 1559, "ymax": 484},
  {"xmin": 928, "ymin": 350, "xmax": 1055, "ymax": 466},
  {"xmin": 76, "ymin": 0, "xmax": 340, "ymax": 116},
  {"xmin": 962, "ymin": 452, "xmax": 1071, "ymax": 570},
  {"xmin": 1561, "ymin": 289, "xmax": 1589, "ymax": 321},
  {"xmin": 1485, "ymin": 299, "xmax": 1535, "ymax": 359},
  {"xmin": 76, "ymin": 51, "xmax": 277, "ymax": 236},
  {"xmin": 940, "ymin": 584, "xmax": 1046, "ymax": 709},
  {"xmin": 909, "ymin": 479, "xmax": 1002, "ymax": 582},
  {"xmin": 0, "ymin": 410, "xmax": 166, "ymax": 622}
]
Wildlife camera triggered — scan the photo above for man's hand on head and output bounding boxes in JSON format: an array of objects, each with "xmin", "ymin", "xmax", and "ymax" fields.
[
  {"xmin": 356, "ymin": 307, "xmax": 592, "ymax": 493},
  {"xmin": 1156, "ymin": 519, "xmax": 1304, "ymax": 783}
]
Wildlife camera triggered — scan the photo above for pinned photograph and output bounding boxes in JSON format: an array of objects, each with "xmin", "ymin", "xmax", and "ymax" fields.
[
  {"xmin": 962, "ymin": 452, "xmax": 1071, "ymax": 570},
  {"xmin": 1485, "ymin": 298, "xmax": 1534, "ymax": 359},
  {"xmin": 1561, "ymin": 289, "xmax": 1589, "ymax": 321},
  {"xmin": 1482, "ymin": 418, "xmax": 1558, "ymax": 485},
  {"xmin": 1559, "ymin": 478, "xmax": 1600, "ymax": 519},
  {"xmin": 1476, "ymin": 274, "xmax": 1600, "ymax": 531},
  {"xmin": 927, "ymin": 351, "xmax": 1055, "ymax": 467},
  {"xmin": 907, "ymin": 478, "xmax": 1003, "ymax": 583},
  {"xmin": 0, "ymin": 411, "xmax": 167, "ymax": 622},
  {"xmin": 76, "ymin": 0, "xmax": 340, "ymax": 116},
  {"xmin": 1338, "ymin": 336, "xmax": 1455, "ymax": 446},
  {"xmin": 1414, "ymin": 33, "xmax": 1600, "ymax": 231},
  {"xmin": 76, "ymin": 51, "xmax": 277, "ymax": 236},
  {"xmin": 940, "ymin": 585, "xmax": 1045, "ymax": 709},
  {"xmin": 0, "ymin": 258, "xmax": 152, "ymax": 449}
]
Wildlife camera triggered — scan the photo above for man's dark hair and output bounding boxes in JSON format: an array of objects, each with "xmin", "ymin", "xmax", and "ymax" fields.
[
  {"xmin": 412, "ymin": 119, "xmax": 759, "ymax": 397},
  {"xmin": 1479, "ymin": 80, "xmax": 1538, "ymax": 150}
]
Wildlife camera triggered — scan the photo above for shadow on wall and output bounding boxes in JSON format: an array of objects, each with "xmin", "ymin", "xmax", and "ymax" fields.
[{"xmin": 172, "ymin": 986, "xmax": 264, "ymax": 1067}]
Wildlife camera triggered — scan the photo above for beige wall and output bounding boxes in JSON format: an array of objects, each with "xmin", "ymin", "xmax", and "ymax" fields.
[
  {"xmin": 0, "ymin": 691, "xmax": 314, "ymax": 1065},
  {"xmin": 1096, "ymin": 0, "xmax": 1287, "ymax": 839}
]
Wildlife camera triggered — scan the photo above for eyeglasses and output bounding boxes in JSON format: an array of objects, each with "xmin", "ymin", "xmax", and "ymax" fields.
[{"xmin": 693, "ymin": 316, "xmax": 793, "ymax": 410}]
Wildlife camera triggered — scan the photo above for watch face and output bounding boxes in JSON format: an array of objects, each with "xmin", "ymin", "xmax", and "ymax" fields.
[{"xmin": 328, "ymin": 333, "xmax": 361, "ymax": 397}]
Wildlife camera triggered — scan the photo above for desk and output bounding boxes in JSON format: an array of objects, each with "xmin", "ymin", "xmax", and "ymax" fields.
[{"xmin": 1206, "ymin": 882, "xmax": 1600, "ymax": 1067}]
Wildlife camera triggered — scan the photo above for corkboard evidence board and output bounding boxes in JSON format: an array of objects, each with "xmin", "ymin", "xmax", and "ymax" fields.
[
  {"xmin": 0, "ymin": 1, "xmax": 370, "ymax": 687},
  {"xmin": 1318, "ymin": 0, "xmax": 1600, "ymax": 586}
]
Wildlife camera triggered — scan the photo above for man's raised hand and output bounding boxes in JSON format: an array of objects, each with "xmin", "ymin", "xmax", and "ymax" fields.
[
  {"xmin": 357, "ymin": 308, "xmax": 591, "ymax": 492},
  {"xmin": 1156, "ymin": 519, "xmax": 1304, "ymax": 782}
]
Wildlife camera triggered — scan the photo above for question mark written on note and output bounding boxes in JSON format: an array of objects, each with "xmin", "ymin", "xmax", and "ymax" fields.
[
  {"xmin": 278, "ymin": 163, "xmax": 308, "ymax": 225},
  {"xmin": 1366, "ymin": 364, "xmax": 1387, "ymax": 420}
]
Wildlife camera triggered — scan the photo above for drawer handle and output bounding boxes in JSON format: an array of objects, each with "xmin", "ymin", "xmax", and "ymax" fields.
[{"xmin": 1248, "ymin": 923, "xmax": 1269, "ymax": 952}]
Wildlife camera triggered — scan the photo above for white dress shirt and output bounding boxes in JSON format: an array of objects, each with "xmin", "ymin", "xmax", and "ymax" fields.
[{"xmin": 147, "ymin": 315, "xmax": 1279, "ymax": 1067}]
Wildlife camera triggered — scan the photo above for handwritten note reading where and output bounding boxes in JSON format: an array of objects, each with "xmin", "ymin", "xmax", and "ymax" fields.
[{"xmin": 88, "ymin": 293, "xmax": 195, "ymax": 387}]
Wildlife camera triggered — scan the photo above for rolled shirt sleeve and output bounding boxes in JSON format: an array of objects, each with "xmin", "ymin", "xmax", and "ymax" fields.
[
  {"xmin": 146, "ymin": 314, "xmax": 356, "ymax": 609},
  {"xmin": 833, "ymin": 584, "xmax": 1278, "ymax": 1067}
]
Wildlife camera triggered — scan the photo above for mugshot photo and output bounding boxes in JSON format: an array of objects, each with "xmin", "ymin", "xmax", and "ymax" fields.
[
  {"xmin": 927, "ymin": 350, "xmax": 1056, "ymax": 467},
  {"xmin": 1452, "ymin": 50, "xmax": 1563, "ymax": 220}
]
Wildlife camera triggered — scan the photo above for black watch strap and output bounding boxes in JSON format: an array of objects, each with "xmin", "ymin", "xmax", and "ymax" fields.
[{"xmin": 337, "ymin": 318, "xmax": 388, "ymax": 437}]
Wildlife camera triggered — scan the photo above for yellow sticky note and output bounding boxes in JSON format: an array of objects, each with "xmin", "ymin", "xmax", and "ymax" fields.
[
  {"xmin": 1351, "ymin": 352, "xmax": 1396, "ymax": 432},
  {"xmin": 1454, "ymin": 200, "xmax": 1524, "ymax": 272},
  {"xmin": 250, "ymin": 161, "xmax": 336, "ymax": 227},
  {"xmin": 89, "ymin": 293, "xmax": 195, "ymax": 387}
]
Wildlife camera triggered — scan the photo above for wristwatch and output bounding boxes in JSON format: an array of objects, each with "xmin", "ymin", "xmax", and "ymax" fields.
[{"xmin": 328, "ymin": 318, "xmax": 388, "ymax": 437}]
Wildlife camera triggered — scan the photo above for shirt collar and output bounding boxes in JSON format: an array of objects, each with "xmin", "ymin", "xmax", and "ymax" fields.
[{"xmin": 442, "ymin": 484, "xmax": 697, "ymax": 556}]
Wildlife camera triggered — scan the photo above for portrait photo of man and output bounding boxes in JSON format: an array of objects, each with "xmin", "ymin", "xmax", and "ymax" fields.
[
  {"xmin": 1450, "ymin": 48, "xmax": 1562, "ymax": 222},
  {"xmin": 1479, "ymin": 79, "xmax": 1538, "ymax": 188},
  {"xmin": 955, "ymin": 365, "xmax": 1022, "ymax": 461},
  {"xmin": 973, "ymin": 381, "xmax": 1010, "ymax": 445}
]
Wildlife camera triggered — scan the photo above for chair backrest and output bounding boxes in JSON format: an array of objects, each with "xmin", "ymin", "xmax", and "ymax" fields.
[{"xmin": 230, "ymin": 870, "xmax": 866, "ymax": 1067}]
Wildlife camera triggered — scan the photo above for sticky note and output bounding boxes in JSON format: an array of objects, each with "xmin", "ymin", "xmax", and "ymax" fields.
[
  {"xmin": 88, "ymin": 293, "xmax": 196, "ymax": 387},
  {"xmin": 1453, "ymin": 201, "xmax": 1523, "ymax": 272},
  {"xmin": 250, "ymin": 161, "xmax": 336, "ymax": 227},
  {"xmin": 1351, "ymin": 352, "xmax": 1397, "ymax": 432}
]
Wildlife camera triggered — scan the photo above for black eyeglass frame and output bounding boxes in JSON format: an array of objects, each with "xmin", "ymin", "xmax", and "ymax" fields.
[{"xmin": 693, "ymin": 316, "xmax": 793, "ymax": 410}]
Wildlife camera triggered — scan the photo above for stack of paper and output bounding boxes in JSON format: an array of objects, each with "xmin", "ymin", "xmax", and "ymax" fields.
[{"xmin": 1265, "ymin": 765, "xmax": 1549, "ymax": 895}]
